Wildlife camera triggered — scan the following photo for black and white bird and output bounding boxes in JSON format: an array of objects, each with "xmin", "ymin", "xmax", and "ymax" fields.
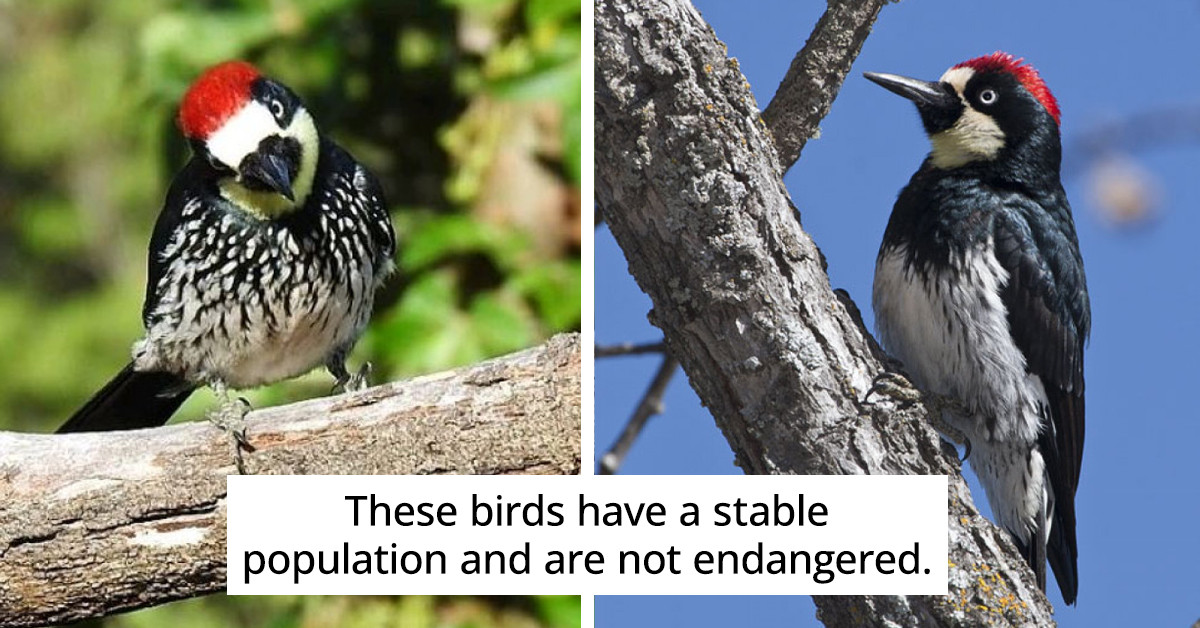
[
  {"xmin": 865, "ymin": 52, "xmax": 1090, "ymax": 604},
  {"xmin": 59, "ymin": 60, "xmax": 395, "ymax": 433}
]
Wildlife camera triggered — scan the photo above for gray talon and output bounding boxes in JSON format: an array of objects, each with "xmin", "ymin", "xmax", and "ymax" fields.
[
  {"xmin": 332, "ymin": 361, "xmax": 372, "ymax": 394},
  {"xmin": 865, "ymin": 371, "xmax": 973, "ymax": 461},
  {"xmin": 207, "ymin": 394, "xmax": 254, "ymax": 474},
  {"xmin": 347, "ymin": 361, "xmax": 372, "ymax": 392}
]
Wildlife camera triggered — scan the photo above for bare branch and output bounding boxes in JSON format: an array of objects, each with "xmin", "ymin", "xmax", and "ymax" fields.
[
  {"xmin": 762, "ymin": 0, "xmax": 888, "ymax": 170},
  {"xmin": 598, "ymin": 354, "xmax": 679, "ymax": 474},
  {"xmin": 0, "ymin": 334, "xmax": 580, "ymax": 627},
  {"xmin": 595, "ymin": 1, "xmax": 1055, "ymax": 624},
  {"xmin": 595, "ymin": 341, "xmax": 667, "ymax": 358},
  {"xmin": 1064, "ymin": 103, "xmax": 1200, "ymax": 176}
]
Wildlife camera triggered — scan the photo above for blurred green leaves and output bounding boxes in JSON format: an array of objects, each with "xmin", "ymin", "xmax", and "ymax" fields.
[
  {"xmin": 534, "ymin": 596, "xmax": 583, "ymax": 628},
  {"xmin": 106, "ymin": 594, "xmax": 579, "ymax": 628},
  {"xmin": 0, "ymin": 0, "xmax": 580, "ymax": 430},
  {"xmin": 371, "ymin": 210, "xmax": 580, "ymax": 374}
]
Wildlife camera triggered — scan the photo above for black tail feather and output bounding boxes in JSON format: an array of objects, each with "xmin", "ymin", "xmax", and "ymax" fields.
[
  {"xmin": 1046, "ymin": 505, "xmax": 1079, "ymax": 605},
  {"xmin": 58, "ymin": 362, "xmax": 194, "ymax": 433},
  {"xmin": 1013, "ymin": 528, "xmax": 1047, "ymax": 596},
  {"xmin": 1012, "ymin": 489, "xmax": 1078, "ymax": 606},
  {"xmin": 1039, "ymin": 397, "xmax": 1081, "ymax": 606}
]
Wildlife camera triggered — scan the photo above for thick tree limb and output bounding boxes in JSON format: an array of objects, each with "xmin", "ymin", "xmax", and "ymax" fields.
[
  {"xmin": 761, "ymin": 0, "xmax": 888, "ymax": 170},
  {"xmin": 0, "ymin": 333, "xmax": 580, "ymax": 627},
  {"xmin": 595, "ymin": 1, "xmax": 1056, "ymax": 625}
]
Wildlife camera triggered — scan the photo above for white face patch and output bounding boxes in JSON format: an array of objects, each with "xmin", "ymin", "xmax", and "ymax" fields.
[
  {"xmin": 207, "ymin": 100, "xmax": 276, "ymax": 172},
  {"xmin": 207, "ymin": 100, "xmax": 320, "ymax": 215},
  {"xmin": 939, "ymin": 66, "xmax": 974, "ymax": 93},
  {"xmin": 929, "ymin": 66, "xmax": 1005, "ymax": 169}
]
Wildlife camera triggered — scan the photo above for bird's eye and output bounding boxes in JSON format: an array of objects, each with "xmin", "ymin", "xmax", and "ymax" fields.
[
  {"xmin": 978, "ymin": 89, "xmax": 998, "ymax": 105},
  {"xmin": 205, "ymin": 153, "xmax": 232, "ymax": 174},
  {"xmin": 270, "ymin": 99, "xmax": 285, "ymax": 120}
]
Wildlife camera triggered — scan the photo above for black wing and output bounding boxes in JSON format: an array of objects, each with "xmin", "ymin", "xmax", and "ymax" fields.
[
  {"xmin": 355, "ymin": 158, "xmax": 397, "ymax": 269},
  {"xmin": 317, "ymin": 138, "xmax": 396, "ymax": 268},
  {"xmin": 993, "ymin": 195, "xmax": 1090, "ymax": 604},
  {"xmin": 142, "ymin": 157, "xmax": 214, "ymax": 325}
]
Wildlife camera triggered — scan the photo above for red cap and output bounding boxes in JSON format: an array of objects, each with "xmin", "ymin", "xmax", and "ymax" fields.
[
  {"xmin": 177, "ymin": 61, "xmax": 261, "ymax": 139},
  {"xmin": 954, "ymin": 52, "xmax": 1060, "ymax": 126}
]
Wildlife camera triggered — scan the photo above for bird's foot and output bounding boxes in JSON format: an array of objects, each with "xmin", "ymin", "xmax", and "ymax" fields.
[
  {"xmin": 863, "ymin": 371, "xmax": 973, "ymax": 461},
  {"xmin": 863, "ymin": 371, "xmax": 923, "ymax": 408},
  {"xmin": 929, "ymin": 411, "xmax": 972, "ymax": 462},
  {"xmin": 332, "ymin": 362, "xmax": 372, "ymax": 395},
  {"xmin": 207, "ymin": 396, "xmax": 254, "ymax": 474}
]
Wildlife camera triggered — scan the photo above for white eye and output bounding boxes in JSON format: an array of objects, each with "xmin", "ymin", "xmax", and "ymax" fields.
[
  {"xmin": 205, "ymin": 152, "xmax": 231, "ymax": 173},
  {"xmin": 270, "ymin": 99, "xmax": 285, "ymax": 119},
  {"xmin": 978, "ymin": 88, "xmax": 998, "ymax": 105}
]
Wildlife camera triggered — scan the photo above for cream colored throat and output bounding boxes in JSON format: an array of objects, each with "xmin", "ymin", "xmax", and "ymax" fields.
[
  {"xmin": 219, "ymin": 179, "xmax": 299, "ymax": 219},
  {"xmin": 929, "ymin": 108, "xmax": 1005, "ymax": 169},
  {"xmin": 929, "ymin": 66, "xmax": 1005, "ymax": 169}
]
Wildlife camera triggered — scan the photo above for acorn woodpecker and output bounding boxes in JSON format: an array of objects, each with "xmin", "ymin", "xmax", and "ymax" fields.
[
  {"xmin": 865, "ymin": 52, "xmax": 1090, "ymax": 604},
  {"xmin": 59, "ymin": 61, "xmax": 396, "ymax": 433}
]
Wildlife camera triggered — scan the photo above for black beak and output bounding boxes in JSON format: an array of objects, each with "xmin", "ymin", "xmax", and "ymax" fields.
[
  {"xmin": 239, "ymin": 136, "xmax": 301, "ymax": 201},
  {"xmin": 863, "ymin": 72, "xmax": 960, "ymax": 111}
]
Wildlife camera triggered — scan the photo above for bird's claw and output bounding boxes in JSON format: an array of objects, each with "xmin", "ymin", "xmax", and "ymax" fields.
[
  {"xmin": 863, "ymin": 372, "xmax": 922, "ymax": 408},
  {"xmin": 332, "ymin": 362, "xmax": 372, "ymax": 394},
  {"xmin": 864, "ymin": 371, "xmax": 973, "ymax": 462},
  {"xmin": 208, "ymin": 396, "xmax": 254, "ymax": 474},
  {"xmin": 929, "ymin": 412, "xmax": 973, "ymax": 462}
]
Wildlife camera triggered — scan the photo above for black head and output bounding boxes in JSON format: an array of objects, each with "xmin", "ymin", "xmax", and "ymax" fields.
[{"xmin": 865, "ymin": 52, "xmax": 1062, "ymax": 172}]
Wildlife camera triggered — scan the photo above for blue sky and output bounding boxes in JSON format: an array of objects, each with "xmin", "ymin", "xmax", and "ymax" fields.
[{"xmin": 595, "ymin": 0, "xmax": 1200, "ymax": 625}]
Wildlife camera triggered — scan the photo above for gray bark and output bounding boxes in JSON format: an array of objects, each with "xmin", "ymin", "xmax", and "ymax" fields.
[
  {"xmin": 762, "ymin": 0, "xmax": 888, "ymax": 169},
  {"xmin": 0, "ymin": 334, "xmax": 580, "ymax": 627},
  {"xmin": 595, "ymin": 0, "xmax": 1056, "ymax": 625}
]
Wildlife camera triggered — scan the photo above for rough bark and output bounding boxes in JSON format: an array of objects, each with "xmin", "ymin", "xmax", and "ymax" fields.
[
  {"xmin": 595, "ymin": 0, "xmax": 1056, "ymax": 625},
  {"xmin": 0, "ymin": 334, "xmax": 580, "ymax": 627}
]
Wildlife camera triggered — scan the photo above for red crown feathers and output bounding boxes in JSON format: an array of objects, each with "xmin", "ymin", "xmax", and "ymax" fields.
[
  {"xmin": 954, "ymin": 52, "xmax": 1060, "ymax": 126},
  {"xmin": 177, "ymin": 61, "xmax": 261, "ymax": 139}
]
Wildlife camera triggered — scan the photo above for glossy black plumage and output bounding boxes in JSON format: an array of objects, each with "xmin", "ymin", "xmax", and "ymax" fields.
[
  {"xmin": 882, "ymin": 158, "xmax": 1089, "ymax": 601},
  {"xmin": 869, "ymin": 54, "xmax": 1089, "ymax": 605},
  {"xmin": 57, "ymin": 364, "xmax": 192, "ymax": 433}
]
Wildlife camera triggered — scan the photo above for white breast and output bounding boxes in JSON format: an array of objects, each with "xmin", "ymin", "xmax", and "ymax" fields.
[
  {"xmin": 872, "ymin": 239, "xmax": 1043, "ymax": 445},
  {"xmin": 873, "ymin": 239, "xmax": 1053, "ymax": 542}
]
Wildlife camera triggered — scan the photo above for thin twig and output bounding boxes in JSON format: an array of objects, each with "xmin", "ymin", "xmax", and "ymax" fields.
[
  {"xmin": 595, "ymin": 341, "xmax": 667, "ymax": 358},
  {"xmin": 598, "ymin": 355, "xmax": 679, "ymax": 474}
]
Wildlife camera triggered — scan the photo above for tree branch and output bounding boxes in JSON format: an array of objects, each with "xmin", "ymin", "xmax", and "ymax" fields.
[
  {"xmin": 595, "ymin": 341, "xmax": 667, "ymax": 358},
  {"xmin": 762, "ymin": 0, "xmax": 888, "ymax": 170},
  {"xmin": 598, "ymin": 354, "xmax": 679, "ymax": 474},
  {"xmin": 0, "ymin": 334, "xmax": 580, "ymax": 627},
  {"xmin": 1062, "ymin": 103, "xmax": 1200, "ymax": 177},
  {"xmin": 595, "ymin": 1, "xmax": 1055, "ymax": 625}
]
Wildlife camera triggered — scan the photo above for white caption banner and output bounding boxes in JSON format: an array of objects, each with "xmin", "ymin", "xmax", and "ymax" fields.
[{"xmin": 227, "ymin": 474, "xmax": 948, "ymax": 595}]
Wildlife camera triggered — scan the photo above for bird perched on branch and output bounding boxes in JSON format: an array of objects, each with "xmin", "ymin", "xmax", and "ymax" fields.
[
  {"xmin": 59, "ymin": 61, "xmax": 395, "ymax": 434},
  {"xmin": 865, "ymin": 52, "xmax": 1090, "ymax": 604}
]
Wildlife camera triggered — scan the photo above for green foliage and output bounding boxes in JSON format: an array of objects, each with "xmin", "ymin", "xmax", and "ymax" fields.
[
  {"xmin": 370, "ymin": 209, "xmax": 580, "ymax": 373},
  {"xmin": 100, "ymin": 595, "xmax": 579, "ymax": 628},
  {"xmin": 0, "ymin": 0, "xmax": 580, "ymax": 430}
]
